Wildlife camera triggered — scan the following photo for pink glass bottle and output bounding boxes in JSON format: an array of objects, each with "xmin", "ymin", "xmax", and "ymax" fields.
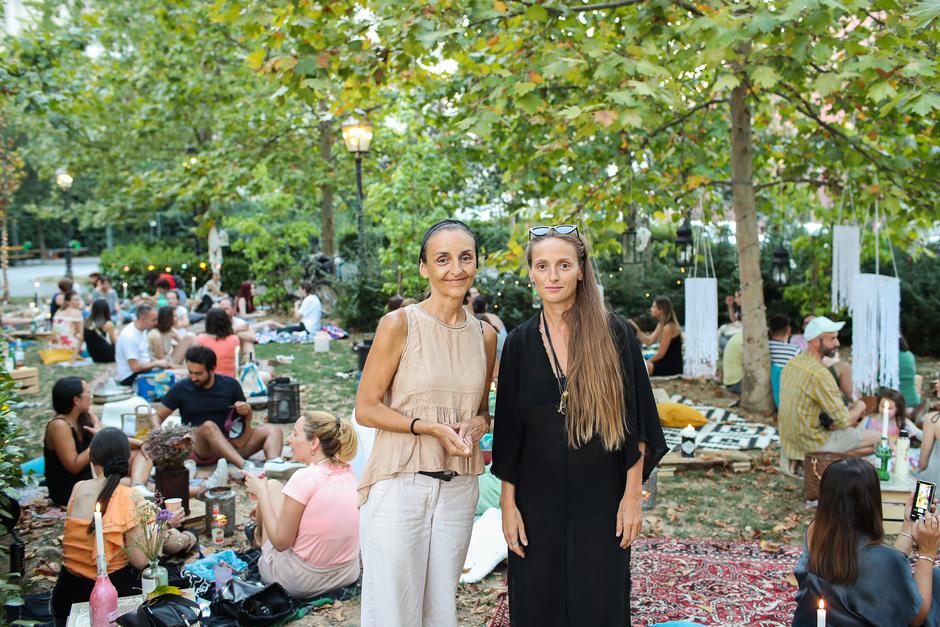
[{"xmin": 89, "ymin": 553, "xmax": 118, "ymax": 627}]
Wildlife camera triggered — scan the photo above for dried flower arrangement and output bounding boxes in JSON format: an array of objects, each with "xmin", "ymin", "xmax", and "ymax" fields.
[{"xmin": 142, "ymin": 425, "xmax": 194, "ymax": 470}]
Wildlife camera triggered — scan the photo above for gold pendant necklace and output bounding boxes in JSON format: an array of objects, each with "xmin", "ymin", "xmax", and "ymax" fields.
[{"xmin": 558, "ymin": 390, "xmax": 569, "ymax": 415}]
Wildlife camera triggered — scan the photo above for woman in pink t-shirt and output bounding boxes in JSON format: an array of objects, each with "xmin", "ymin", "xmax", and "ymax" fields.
[
  {"xmin": 245, "ymin": 411, "xmax": 360, "ymax": 598},
  {"xmin": 196, "ymin": 308, "xmax": 240, "ymax": 377}
]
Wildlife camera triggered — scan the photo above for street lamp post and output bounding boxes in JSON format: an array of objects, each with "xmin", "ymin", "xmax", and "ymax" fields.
[
  {"xmin": 55, "ymin": 170, "xmax": 74, "ymax": 277},
  {"xmin": 340, "ymin": 116, "xmax": 373, "ymax": 267}
]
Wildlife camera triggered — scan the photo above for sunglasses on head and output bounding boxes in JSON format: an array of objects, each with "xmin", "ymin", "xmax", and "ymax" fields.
[{"xmin": 528, "ymin": 224, "xmax": 579, "ymax": 240}]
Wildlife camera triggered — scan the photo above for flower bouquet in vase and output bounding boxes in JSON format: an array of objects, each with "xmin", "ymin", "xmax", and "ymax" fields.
[{"xmin": 130, "ymin": 494, "xmax": 175, "ymax": 598}]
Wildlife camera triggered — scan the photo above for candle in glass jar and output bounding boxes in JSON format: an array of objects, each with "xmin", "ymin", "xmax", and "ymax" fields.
[
  {"xmin": 882, "ymin": 400, "xmax": 890, "ymax": 441},
  {"xmin": 817, "ymin": 599, "xmax": 826, "ymax": 626}
]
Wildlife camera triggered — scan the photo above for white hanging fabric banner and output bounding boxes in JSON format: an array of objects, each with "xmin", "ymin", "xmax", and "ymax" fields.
[
  {"xmin": 683, "ymin": 277, "xmax": 718, "ymax": 378},
  {"xmin": 831, "ymin": 225, "xmax": 860, "ymax": 312},
  {"xmin": 851, "ymin": 273, "xmax": 900, "ymax": 396}
]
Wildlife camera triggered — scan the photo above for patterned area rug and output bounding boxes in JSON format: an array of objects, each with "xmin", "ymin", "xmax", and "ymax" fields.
[
  {"xmin": 488, "ymin": 538, "xmax": 800, "ymax": 627},
  {"xmin": 660, "ymin": 394, "xmax": 779, "ymax": 452}
]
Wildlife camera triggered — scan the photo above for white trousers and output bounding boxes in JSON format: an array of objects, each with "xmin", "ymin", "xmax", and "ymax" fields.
[{"xmin": 360, "ymin": 473, "xmax": 478, "ymax": 627}]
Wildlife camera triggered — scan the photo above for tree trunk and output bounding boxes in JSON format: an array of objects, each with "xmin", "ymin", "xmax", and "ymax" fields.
[
  {"xmin": 319, "ymin": 118, "xmax": 335, "ymax": 257},
  {"xmin": 730, "ymin": 84, "xmax": 774, "ymax": 414}
]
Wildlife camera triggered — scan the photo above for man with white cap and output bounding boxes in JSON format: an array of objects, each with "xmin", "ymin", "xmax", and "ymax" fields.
[{"xmin": 778, "ymin": 316, "xmax": 877, "ymax": 474}]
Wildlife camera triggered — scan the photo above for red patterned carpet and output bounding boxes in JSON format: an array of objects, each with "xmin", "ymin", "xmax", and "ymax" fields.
[{"xmin": 488, "ymin": 537, "xmax": 800, "ymax": 627}]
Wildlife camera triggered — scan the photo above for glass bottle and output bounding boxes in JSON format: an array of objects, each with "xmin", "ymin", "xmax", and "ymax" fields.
[{"xmin": 89, "ymin": 553, "xmax": 118, "ymax": 627}]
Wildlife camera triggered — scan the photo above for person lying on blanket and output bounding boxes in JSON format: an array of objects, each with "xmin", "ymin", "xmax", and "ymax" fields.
[{"xmin": 244, "ymin": 412, "xmax": 361, "ymax": 599}]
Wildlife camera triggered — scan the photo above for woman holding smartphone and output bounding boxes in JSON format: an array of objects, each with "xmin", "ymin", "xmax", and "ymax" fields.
[
  {"xmin": 356, "ymin": 219, "xmax": 497, "ymax": 627},
  {"xmin": 793, "ymin": 458, "xmax": 940, "ymax": 625},
  {"xmin": 493, "ymin": 225, "xmax": 667, "ymax": 626}
]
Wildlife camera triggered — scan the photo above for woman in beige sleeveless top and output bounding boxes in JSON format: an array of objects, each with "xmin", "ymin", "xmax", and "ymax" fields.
[{"xmin": 356, "ymin": 220, "xmax": 497, "ymax": 627}]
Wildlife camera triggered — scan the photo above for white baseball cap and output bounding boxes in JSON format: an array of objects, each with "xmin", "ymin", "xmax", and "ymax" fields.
[{"xmin": 804, "ymin": 316, "xmax": 845, "ymax": 341}]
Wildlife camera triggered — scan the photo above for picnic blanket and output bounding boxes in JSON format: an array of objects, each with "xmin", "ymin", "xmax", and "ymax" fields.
[
  {"xmin": 661, "ymin": 394, "xmax": 778, "ymax": 452},
  {"xmin": 489, "ymin": 537, "xmax": 800, "ymax": 627}
]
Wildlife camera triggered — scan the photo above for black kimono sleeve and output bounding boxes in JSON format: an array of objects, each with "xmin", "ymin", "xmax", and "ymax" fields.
[
  {"xmin": 614, "ymin": 315, "xmax": 668, "ymax": 482},
  {"xmin": 492, "ymin": 327, "xmax": 523, "ymax": 485}
]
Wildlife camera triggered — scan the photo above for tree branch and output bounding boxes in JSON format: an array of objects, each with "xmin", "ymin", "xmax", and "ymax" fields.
[
  {"xmin": 754, "ymin": 177, "xmax": 829, "ymax": 191},
  {"xmin": 639, "ymin": 98, "xmax": 727, "ymax": 151}
]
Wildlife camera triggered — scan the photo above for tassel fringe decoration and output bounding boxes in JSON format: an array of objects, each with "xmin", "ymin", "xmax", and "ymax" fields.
[{"xmin": 851, "ymin": 273, "xmax": 900, "ymax": 396}]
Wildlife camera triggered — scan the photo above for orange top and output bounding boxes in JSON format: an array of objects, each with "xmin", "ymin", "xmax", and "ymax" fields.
[
  {"xmin": 196, "ymin": 334, "xmax": 240, "ymax": 377},
  {"xmin": 62, "ymin": 484, "xmax": 138, "ymax": 579}
]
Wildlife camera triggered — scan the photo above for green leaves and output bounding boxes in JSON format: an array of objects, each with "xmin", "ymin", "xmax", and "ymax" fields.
[{"xmin": 750, "ymin": 66, "xmax": 781, "ymax": 89}]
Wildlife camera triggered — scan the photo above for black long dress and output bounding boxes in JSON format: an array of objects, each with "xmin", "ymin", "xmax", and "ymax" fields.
[
  {"xmin": 43, "ymin": 418, "xmax": 92, "ymax": 506},
  {"xmin": 492, "ymin": 313, "xmax": 668, "ymax": 627}
]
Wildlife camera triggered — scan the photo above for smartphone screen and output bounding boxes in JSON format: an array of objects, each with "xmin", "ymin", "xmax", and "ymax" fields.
[{"xmin": 911, "ymin": 480, "xmax": 936, "ymax": 521}]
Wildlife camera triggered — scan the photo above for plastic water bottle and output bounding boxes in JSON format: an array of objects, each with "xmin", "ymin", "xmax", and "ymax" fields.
[
  {"xmin": 13, "ymin": 340, "xmax": 24, "ymax": 369},
  {"xmin": 896, "ymin": 429, "xmax": 910, "ymax": 479}
]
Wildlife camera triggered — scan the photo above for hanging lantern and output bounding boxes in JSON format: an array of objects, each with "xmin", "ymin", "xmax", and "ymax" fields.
[
  {"xmin": 675, "ymin": 219, "xmax": 693, "ymax": 268},
  {"xmin": 772, "ymin": 243, "xmax": 790, "ymax": 286},
  {"xmin": 622, "ymin": 227, "xmax": 639, "ymax": 265}
]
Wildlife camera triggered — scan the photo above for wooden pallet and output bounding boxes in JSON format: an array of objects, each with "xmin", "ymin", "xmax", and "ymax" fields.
[
  {"xmin": 10, "ymin": 368, "xmax": 39, "ymax": 395},
  {"xmin": 657, "ymin": 449, "xmax": 752, "ymax": 478}
]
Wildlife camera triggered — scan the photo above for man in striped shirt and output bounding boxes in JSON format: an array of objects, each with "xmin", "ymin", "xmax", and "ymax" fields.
[
  {"xmin": 768, "ymin": 314, "xmax": 801, "ymax": 367},
  {"xmin": 778, "ymin": 317, "xmax": 876, "ymax": 468}
]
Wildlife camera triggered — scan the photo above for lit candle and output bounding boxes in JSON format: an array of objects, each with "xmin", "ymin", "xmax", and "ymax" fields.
[
  {"xmin": 191, "ymin": 276, "xmax": 197, "ymax": 300},
  {"xmin": 234, "ymin": 345, "xmax": 240, "ymax": 373},
  {"xmin": 882, "ymin": 400, "xmax": 890, "ymax": 441},
  {"xmin": 122, "ymin": 282, "xmax": 128, "ymax": 300},
  {"xmin": 817, "ymin": 599, "xmax": 826, "ymax": 626},
  {"xmin": 94, "ymin": 502, "xmax": 106, "ymax": 572}
]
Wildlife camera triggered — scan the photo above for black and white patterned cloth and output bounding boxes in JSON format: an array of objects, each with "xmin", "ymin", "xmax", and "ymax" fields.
[{"xmin": 660, "ymin": 394, "xmax": 779, "ymax": 451}]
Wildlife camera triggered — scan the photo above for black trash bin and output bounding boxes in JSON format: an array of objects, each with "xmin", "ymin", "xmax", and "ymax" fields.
[
  {"xmin": 353, "ymin": 339, "xmax": 373, "ymax": 372},
  {"xmin": 267, "ymin": 377, "xmax": 301, "ymax": 424}
]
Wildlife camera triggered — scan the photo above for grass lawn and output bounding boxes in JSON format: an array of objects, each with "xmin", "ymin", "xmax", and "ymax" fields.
[{"xmin": 8, "ymin": 340, "xmax": 938, "ymax": 625}]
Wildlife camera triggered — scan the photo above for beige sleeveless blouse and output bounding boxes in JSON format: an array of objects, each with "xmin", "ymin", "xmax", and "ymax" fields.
[{"xmin": 358, "ymin": 304, "xmax": 487, "ymax": 505}]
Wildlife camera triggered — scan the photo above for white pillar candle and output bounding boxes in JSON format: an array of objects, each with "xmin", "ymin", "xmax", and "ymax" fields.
[
  {"xmin": 882, "ymin": 400, "xmax": 890, "ymax": 441},
  {"xmin": 94, "ymin": 502, "xmax": 106, "ymax": 572},
  {"xmin": 122, "ymin": 282, "xmax": 128, "ymax": 300},
  {"xmin": 191, "ymin": 276, "xmax": 197, "ymax": 299},
  {"xmin": 817, "ymin": 599, "xmax": 826, "ymax": 626}
]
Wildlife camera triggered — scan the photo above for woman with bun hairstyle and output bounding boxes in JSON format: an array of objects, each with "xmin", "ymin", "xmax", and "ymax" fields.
[
  {"xmin": 51, "ymin": 428, "xmax": 150, "ymax": 619},
  {"xmin": 245, "ymin": 412, "xmax": 361, "ymax": 598},
  {"xmin": 355, "ymin": 219, "xmax": 497, "ymax": 627}
]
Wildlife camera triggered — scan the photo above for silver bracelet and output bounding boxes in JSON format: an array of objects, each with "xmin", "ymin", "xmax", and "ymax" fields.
[
  {"xmin": 899, "ymin": 532, "xmax": 914, "ymax": 541},
  {"xmin": 917, "ymin": 555, "xmax": 936, "ymax": 565}
]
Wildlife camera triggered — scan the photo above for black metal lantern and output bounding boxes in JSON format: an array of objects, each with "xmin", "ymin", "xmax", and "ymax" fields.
[
  {"xmin": 772, "ymin": 243, "xmax": 790, "ymax": 285},
  {"xmin": 622, "ymin": 227, "xmax": 639, "ymax": 265},
  {"xmin": 675, "ymin": 218, "xmax": 693, "ymax": 268}
]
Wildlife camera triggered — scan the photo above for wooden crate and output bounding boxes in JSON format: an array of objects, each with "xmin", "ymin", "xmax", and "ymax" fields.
[
  {"xmin": 881, "ymin": 475, "xmax": 916, "ymax": 536},
  {"xmin": 10, "ymin": 367, "xmax": 39, "ymax": 395},
  {"xmin": 657, "ymin": 449, "xmax": 752, "ymax": 478}
]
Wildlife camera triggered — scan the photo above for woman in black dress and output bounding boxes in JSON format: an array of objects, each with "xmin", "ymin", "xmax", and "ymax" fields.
[{"xmin": 492, "ymin": 225, "xmax": 667, "ymax": 626}]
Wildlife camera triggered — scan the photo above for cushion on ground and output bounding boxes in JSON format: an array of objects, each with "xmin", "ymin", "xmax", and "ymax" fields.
[
  {"xmin": 657, "ymin": 402, "xmax": 708, "ymax": 428},
  {"xmin": 461, "ymin": 507, "xmax": 507, "ymax": 584},
  {"xmin": 476, "ymin": 465, "xmax": 501, "ymax": 516}
]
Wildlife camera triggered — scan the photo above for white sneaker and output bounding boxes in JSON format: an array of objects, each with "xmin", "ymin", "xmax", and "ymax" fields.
[
  {"xmin": 133, "ymin": 484, "xmax": 155, "ymax": 498},
  {"xmin": 205, "ymin": 459, "xmax": 229, "ymax": 489},
  {"xmin": 263, "ymin": 459, "xmax": 305, "ymax": 478},
  {"xmin": 241, "ymin": 461, "xmax": 264, "ymax": 478},
  {"xmin": 183, "ymin": 459, "xmax": 197, "ymax": 481}
]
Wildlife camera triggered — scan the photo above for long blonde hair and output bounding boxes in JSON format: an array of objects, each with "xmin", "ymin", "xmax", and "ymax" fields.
[
  {"xmin": 302, "ymin": 411, "xmax": 358, "ymax": 464},
  {"xmin": 526, "ymin": 233, "xmax": 626, "ymax": 451}
]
